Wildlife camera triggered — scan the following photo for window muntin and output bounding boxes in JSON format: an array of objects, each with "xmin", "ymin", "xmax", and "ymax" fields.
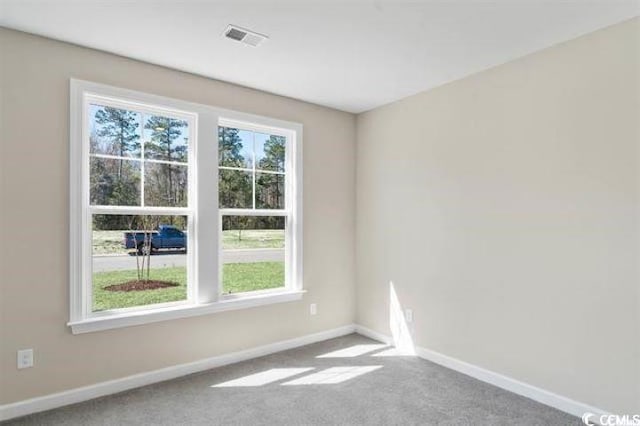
[
  {"xmin": 71, "ymin": 80, "xmax": 303, "ymax": 331},
  {"xmin": 218, "ymin": 126, "xmax": 287, "ymax": 211},
  {"xmin": 89, "ymin": 102, "xmax": 191, "ymax": 209}
]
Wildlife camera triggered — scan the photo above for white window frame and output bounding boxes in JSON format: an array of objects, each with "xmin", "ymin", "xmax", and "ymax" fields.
[{"xmin": 69, "ymin": 80, "xmax": 303, "ymax": 334}]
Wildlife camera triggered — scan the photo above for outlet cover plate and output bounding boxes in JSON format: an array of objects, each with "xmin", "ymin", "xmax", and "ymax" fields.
[{"xmin": 17, "ymin": 349, "xmax": 34, "ymax": 369}]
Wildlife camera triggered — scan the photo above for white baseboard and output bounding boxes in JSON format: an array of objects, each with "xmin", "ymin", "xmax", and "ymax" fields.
[
  {"xmin": 354, "ymin": 324, "xmax": 393, "ymax": 344},
  {"xmin": 0, "ymin": 324, "xmax": 356, "ymax": 421},
  {"xmin": 355, "ymin": 324, "xmax": 610, "ymax": 422}
]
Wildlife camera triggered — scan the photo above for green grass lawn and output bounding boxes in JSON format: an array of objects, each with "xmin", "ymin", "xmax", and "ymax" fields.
[
  {"xmin": 222, "ymin": 229, "xmax": 284, "ymax": 250},
  {"xmin": 92, "ymin": 262, "xmax": 284, "ymax": 311},
  {"xmin": 92, "ymin": 229, "xmax": 284, "ymax": 255},
  {"xmin": 222, "ymin": 262, "xmax": 285, "ymax": 294}
]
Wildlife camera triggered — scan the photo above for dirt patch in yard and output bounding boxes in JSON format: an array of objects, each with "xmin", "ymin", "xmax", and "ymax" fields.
[{"xmin": 104, "ymin": 280, "xmax": 179, "ymax": 292}]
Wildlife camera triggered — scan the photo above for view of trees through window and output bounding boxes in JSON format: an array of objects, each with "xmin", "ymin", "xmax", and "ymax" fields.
[
  {"xmin": 219, "ymin": 126, "xmax": 287, "ymax": 294},
  {"xmin": 218, "ymin": 126, "xmax": 285, "ymax": 210},
  {"xmin": 87, "ymin": 106, "xmax": 290, "ymax": 311},
  {"xmin": 89, "ymin": 104, "xmax": 189, "ymax": 229}
]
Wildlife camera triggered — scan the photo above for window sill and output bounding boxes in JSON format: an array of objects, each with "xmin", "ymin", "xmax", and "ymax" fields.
[{"xmin": 68, "ymin": 290, "xmax": 306, "ymax": 334}]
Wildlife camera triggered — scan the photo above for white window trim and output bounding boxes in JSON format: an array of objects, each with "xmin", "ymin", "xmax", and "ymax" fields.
[{"xmin": 69, "ymin": 79, "xmax": 304, "ymax": 334}]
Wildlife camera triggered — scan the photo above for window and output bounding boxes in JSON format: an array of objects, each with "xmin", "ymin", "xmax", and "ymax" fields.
[
  {"xmin": 218, "ymin": 123, "xmax": 290, "ymax": 296},
  {"xmin": 69, "ymin": 80, "xmax": 303, "ymax": 333}
]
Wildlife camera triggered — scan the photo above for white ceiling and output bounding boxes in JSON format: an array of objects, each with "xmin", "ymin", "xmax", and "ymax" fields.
[{"xmin": 1, "ymin": 1, "xmax": 638, "ymax": 113}]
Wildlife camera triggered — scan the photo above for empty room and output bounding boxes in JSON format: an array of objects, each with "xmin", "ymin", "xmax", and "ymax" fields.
[{"xmin": 0, "ymin": 1, "xmax": 638, "ymax": 425}]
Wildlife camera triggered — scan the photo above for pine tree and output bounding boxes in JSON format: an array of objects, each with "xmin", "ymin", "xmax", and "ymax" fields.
[
  {"xmin": 257, "ymin": 135, "xmax": 285, "ymax": 209},
  {"xmin": 94, "ymin": 106, "xmax": 140, "ymax": 177},
  {"xmin": 218, "ymin": 127, "xmax": 246, "ymax": 168},
  {"xmin": 218, "ymin": 127, "xmax": 251, "ymax": 209},
  {"xmin": 92, "ymin": 109, "xmax": 141, "ymax": 229},
  {"xmin": 144, "ymin": 116, "xmax": 189, "ymax": 206},
  {"xmin": 144, "ymin": 116, "xmax": 188, "ymax": 162},
  {"xmin": 257, "ymin": 135, "xmax": 285, "ymax": 171}
]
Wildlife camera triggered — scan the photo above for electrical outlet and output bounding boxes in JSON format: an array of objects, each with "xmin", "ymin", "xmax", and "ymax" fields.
[
  {"xmin": 310, "ymin": 303, "xmax": 317, "ymax": 316},
  {"xmin": 405, "ymin": 309, "xmax": 413, "ymax": 323},
  {"xmin": 17, "ymin": 349, "xmax": 34, "ymax": 369}
]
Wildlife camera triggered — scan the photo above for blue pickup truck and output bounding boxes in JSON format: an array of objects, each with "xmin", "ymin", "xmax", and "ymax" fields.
[{"xmin": 124, "ymin": 225, "xmax": 187, "ymax": 255}]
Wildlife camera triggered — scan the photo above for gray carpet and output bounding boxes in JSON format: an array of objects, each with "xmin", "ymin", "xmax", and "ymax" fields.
[{"xmin": 5, "ymin": 334, "xmax": 580, "ymax": 425}]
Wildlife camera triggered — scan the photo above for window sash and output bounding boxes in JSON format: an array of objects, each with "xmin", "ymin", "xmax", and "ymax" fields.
[
  {"xmin": 218, "ymin": 211, "xmax": 292, "ymax": 297},
  {"xmin": 217, "ymin": 121, "xmax": 293, "ymax": 296}
]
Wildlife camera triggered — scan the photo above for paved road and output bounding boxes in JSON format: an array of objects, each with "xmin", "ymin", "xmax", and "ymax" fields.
[{"xmin": 92, "ymin": 248, "xmax": 284, "ymax": 272}]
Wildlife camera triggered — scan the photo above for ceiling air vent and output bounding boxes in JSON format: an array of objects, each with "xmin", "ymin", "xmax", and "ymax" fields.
[{"xmin": 224, "ymin": 25, "xmax": 268, "ymax": 47}]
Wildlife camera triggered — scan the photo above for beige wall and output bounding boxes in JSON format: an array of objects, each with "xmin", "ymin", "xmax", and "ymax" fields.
[
  {"xmin": 0, "ymin": 28, "xmax": 356, "ymax": 404},
  {"xmin": 356, "ymin": 18, "xmax": 639, "ymax": 414}
]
